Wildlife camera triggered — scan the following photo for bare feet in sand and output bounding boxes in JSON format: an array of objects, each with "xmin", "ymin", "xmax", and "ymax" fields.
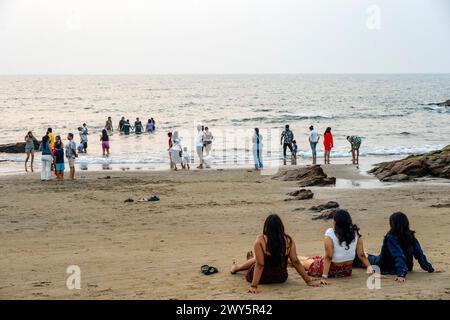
[{"xmin": 230, "ymin": 262, "xmax": 238, "ymax": 274}]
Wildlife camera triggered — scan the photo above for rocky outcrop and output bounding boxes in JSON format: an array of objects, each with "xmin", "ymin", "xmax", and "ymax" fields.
[
  {"xmin": 0, "ymin": 141, "xmax": 40, "ymax": 153},
  {"xmin": 273, "ymin": 165, "xmax": 336, "ymax": 187},
  {"xmin": 428, "ymin": 99, "xmax": 450, "ymax": 107},
  {"xmin": 311, "ymin": 208, "xmax": 339, "ymax": 221},
  {"xmin": 309, "ymin": 201, "xmax": 340, "ymax": 212},
  {"xmin": 285, "ymin": 189, "xmax": 314, "ymax": 201},
  {"xmin": 369, "ymin": 145, "xmax": 450, "ymax": 182}
]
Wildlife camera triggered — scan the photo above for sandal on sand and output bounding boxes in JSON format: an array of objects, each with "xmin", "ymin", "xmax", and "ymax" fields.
[
  {"xmin": 124, "ymin": 198, "xmax": 134, "ymax": 203},
  {"xmin": 201, "ymin": 265, "xmax": 218, "ymax": 275},
  {"xmin": 148, "ymin": 196, "xmax": 160, "ymax": 202},
  {"xmin": 138, "ymin": 197, "xmax": 149, "ymax": 202}
]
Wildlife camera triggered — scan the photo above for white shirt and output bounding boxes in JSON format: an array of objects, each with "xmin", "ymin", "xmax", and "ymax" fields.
[
  {"xmin": 183, "ymin": 151, "xmax": 190, "ymax": 161},
  {"xmin": 309, "ymin": 130, "xmax": 319, "ymax": 143},
  {"xmin": 196, "ymin": 131, "xmax": 204, "ymax": 147},
  {"xmin": 325, "ymin": 228, "xmax": 358, "ymax": 263}
]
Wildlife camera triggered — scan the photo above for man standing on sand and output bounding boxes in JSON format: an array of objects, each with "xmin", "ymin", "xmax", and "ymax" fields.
[
  {"xmin": 65, "ymin": 133, "xmax": 78, "ymax": 180},
  {"xmin": 280, "ymin": 124, "xmax": 294, "ymax": 165},
  {"xmin": 308, "ymin": 125, "xmax": 320, "ymax": 165},
  {"xmin": 196, "ymin": 125, "xmax": 205, "ymax": 169}
]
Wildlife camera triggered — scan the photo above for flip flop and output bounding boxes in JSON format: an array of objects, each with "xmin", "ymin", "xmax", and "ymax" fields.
[
  {"xmin": 124, "ymin": 198, "xmax": 134, "ymax": 203},
  {"xmin": 201, "ymin": 265, "xmax": 218, "ymax": 275},
  {"xmin": 138, "ymin": 198, "xmax": 149, "ymax": 202},
  {"xmin": 148, "ymin": 196, "xmax": 160, "ymax": 202}
]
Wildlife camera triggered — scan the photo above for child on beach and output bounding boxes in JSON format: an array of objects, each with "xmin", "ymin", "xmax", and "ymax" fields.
[
  {"xmin": 182, "ymin": 146, "xmax": 190, "ymax": 170},
  {"xmin": 54, "ymin": 143, "xmax": 65, "ymax": 179},
  {"xmin": 100, "ymin": 129, "xmax": 110, "ymax": 156},
  {"xmin": 292, "ymin": 140, "xmax": 298, "ymax": 165}
]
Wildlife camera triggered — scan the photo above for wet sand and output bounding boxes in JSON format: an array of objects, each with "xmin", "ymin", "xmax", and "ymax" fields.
[{"xmin": 0, "ymin": 165, "xmax": 449, "ymax": 299}]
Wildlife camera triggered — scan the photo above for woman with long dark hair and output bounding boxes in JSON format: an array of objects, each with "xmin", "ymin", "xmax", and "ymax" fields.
[
  {"xmin": 24, "ymin": 131, "xmax": 37, "ymax": 173},
  {"xmin": 230, "ymin": 214, "xmax": 325, "ymax": 293},
  {"xmin": 39, "ymin": 134, "xmax": 53, "ymax": 181},
  {"xmin": 367, "ymin": 212, "xmax": 442, "ymax": 283},
  {"xmin": 100, "ymin": 129, "xmax": 110, "ymax": 156},
  {"xmin": 323, "ymin": 127, "xmax": 333, "ymax": 164},
  {"xmin": 299, "ymin": 209, "xmax": 373, "ymax": 279}
]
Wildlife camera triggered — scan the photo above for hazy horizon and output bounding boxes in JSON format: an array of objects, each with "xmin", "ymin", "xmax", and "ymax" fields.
[{"xmin": 1, "ymin": 0, "xmax": 449, "ymax": 74}]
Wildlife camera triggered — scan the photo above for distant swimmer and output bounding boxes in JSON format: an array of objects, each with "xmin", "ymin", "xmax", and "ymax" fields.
[{"xmin": 134, "ymin": 117, "xmax": 143, "ymax": 135}]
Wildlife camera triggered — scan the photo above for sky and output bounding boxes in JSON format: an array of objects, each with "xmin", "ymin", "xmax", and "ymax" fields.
[{"xmin": 0, "ymin": 0, "xmax": 449, "ymax": 74}]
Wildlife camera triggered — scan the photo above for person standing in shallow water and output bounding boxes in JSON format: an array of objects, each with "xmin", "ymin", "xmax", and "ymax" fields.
[
  {"xmin": 323, "ymin": 127, "xmax": 334, "ymax": 164},
  {"xmin": 308, "ymin": 125, "xmax": 320, "ymax": 165},
  {"xmin": 280, "ymin": 124, "xmax": 294, "ymax": 165},
  {"xmin": 134, "ymin": 117, "xmax": 143, "ymax": 135},
  {"xmin": 100, "ymin": 129, "xmax": 110, "ymax": 157},
  {"xmin": 167, "ymin": 132, "xmax": 174, "ymax": 170},
  {"xmin": 196, "ymin": 125, "xmax": 205, "ymax": 169},
  {"xmin": 105, "ymin": 117, "xmax": 113, "ymax": 133},
  {"xmin": 24, "ymin": 131, "xmax": 37, "ymax": 172},
  {"xmin": 118, "ymin": 117, "xmax": 125, "ymax": 133},
  {"xmin": 252, "ymin": 128, "xmax": 263, "ymax": 170},
  {"xmin": 347, "ymin": 135, "xmax": 361, "ymax": 165}
]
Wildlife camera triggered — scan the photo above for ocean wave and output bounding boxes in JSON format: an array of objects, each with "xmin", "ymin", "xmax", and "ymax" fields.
[
  {"xmin": 423, "ymin": 105, "xmax": 450, "ymax": 113},
  {"xmin": 232, "ymin": 114, "xmax": 335, "ymax": 124}
]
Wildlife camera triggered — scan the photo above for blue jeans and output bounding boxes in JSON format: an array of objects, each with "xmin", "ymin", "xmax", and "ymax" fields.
[
  {"xmin": 310, "ymin": 142, "xmax": 317, "ymax": 156},
  {"xmin": 253, "ymin": 145, "xmax": 263, "ymax": 169}
]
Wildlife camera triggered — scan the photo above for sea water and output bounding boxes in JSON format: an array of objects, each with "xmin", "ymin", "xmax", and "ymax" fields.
[{"xmin": 0, "ymin": 74, "xmax": 449, "ymax": 174}]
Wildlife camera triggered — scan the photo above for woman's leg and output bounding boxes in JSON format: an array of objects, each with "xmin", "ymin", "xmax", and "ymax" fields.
[
  {"xmin": 30, "ymin": 152, "xmax": 34, "ymax": 172},
  {"xmin": 230, "ymin": 258, "xmax": 256, "ymax": 274},
  {"xmin": 297, "ymin": 256, "xmax": 315, "ymax": 271},
  {"xmin": 356, "ymin": 149, "xmax": 359, "ymax": 165},
  {"xmin": 25, "ymin": 152, "xmax": 30, "ymax": 172}
]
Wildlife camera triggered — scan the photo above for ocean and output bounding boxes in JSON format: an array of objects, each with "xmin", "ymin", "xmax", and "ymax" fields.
[{"xmin": 0, "ymin": 74, "xmax": 449, "ymax": 174}]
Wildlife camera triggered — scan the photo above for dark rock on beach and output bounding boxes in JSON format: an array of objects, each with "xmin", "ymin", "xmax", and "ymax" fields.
[
  {"xmin": 311, "ymin": 208, "xmax": 339, "ymax": 221},
  {"xmin": 286, "ymin": 189, "xmax": 314, "ymax": 200},
  {"xmin": 273, "ymin": 165, "xmax": 336, "ymax": 187},
  {"xmin": 0, "ymin": 141, "xmax": 40, "ymax": 153},
  {"xmin": 309, "ymin": 201, "xmax": 340, "ymax": 212},
  {"xmin": 368, "ymin": 145, "xmax": 450, "ymax": 182},
  {"xmin": 428, "ymin": 99, "xmax": 450, "ymax": 107}
]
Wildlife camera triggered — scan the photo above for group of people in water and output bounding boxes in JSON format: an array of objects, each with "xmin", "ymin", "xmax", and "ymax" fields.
[
  {"xmin": 230, "ymin": 211, "xmax": 441, "ymax": 293},
  {"xmin": 252, "ymin": 124, "xmax": 362, "ymax": 170},
  {"xmin": 117, "ymin": 117, "xmax": 156, "ymax": 135}
]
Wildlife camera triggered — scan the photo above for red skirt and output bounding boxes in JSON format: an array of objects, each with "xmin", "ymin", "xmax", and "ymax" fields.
[{"xmin": 307, "ymin": 256, "xmax": 352, "ymax": 278}]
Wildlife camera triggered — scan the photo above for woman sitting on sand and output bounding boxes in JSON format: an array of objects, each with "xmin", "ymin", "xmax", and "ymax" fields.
[
  {"xmin": 367, "ymin": 212, "xmax": 442, "ymax": 283},
  {"xmin": 230, "ymin": 214, "xmax": 326, "ymax": 293},
  {"xmin": 299, "ymin": 209, "xmax": 373, "ymax": 279}
]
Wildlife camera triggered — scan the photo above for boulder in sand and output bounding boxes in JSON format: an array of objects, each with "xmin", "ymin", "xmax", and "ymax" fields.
[
  {"xmin": 285, "ymin": 189, "xmax": 314, "ymax": 200},
  {"xmin": 369, "ymin": 145, "xmax": 450, "ymax": 182},
  {"xmin": 311, "ymin": 208, "xmax": 340, "ymax": 221},
  {"xmin": 273, "ymin": 165, "xmax": 336, "ymax": 187},
  {"xmin": 309, "ymin": 201, "xmax": 340, "ymax": 212}
]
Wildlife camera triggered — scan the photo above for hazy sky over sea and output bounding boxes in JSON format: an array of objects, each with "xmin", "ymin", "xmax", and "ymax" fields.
[{"xmin": 0, "ymin": 0, "xmax": 449, "ymax": 74}]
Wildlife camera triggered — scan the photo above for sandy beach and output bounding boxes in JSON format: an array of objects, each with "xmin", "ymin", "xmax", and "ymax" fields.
[{"xmin": 1, "ymin": 165, "xmax": 449, "ymax": 300}]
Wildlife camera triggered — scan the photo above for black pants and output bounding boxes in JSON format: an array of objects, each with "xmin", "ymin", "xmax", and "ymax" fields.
[{"xmin": 283, "ymin": 143, "xmax": 293, "ymax": 158}]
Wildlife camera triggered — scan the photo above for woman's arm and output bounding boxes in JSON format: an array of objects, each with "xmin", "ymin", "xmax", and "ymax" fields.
[
  {"xmin": 413, "ymin": 239, "xmax": 435, "ymax": 273},
  {"xmin": 322, "ymin": 236, "xmax": 333, "ymax": 278},
  {"xmin": 386, "ymin": 235, "xmax": 409, "ymax": 280},
  {"xmin": 248, "ymin": 237, "xmax": 265, "ymax": 293},
  {"xmin": 288, "ymin": 240, "xmax": 322, "ymax": 286},
  {"xmin": 356, "ymin": 237, "xmax": 374, "ymax": 273}
]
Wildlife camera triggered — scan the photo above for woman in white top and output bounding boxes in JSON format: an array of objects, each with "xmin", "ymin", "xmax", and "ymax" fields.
[{"xmin": 299, "ymin": 209, "xmax": 373, "ymax": 278}]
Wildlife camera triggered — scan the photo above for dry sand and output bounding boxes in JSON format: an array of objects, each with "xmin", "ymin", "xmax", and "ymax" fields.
[{"xmin": 1, "ymin": 164, "xmax": 449, "ymax": 300}]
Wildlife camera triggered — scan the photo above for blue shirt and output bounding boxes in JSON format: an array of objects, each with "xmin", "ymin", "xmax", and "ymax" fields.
[
  {"xmin": 54, "ymin": 148, "xmax": 64, "ymax": 164},
  {"xmin": 41, "ymin": 141, "xmax": 51, "ymax": 155},
  {"xmin": 368, "ymin": 234, "xmax": 434, "ymax": 277},
  {"xmin": 281, "ymin": 129, "xmax": 294, "ymax": 144},
  {"xmin": 123, "ymin": 123, "xmax": 131, "ymax": 134}
]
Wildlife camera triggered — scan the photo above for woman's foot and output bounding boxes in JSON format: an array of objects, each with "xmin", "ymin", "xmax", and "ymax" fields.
[{"xmin": 230, "ymin": 263, "xmax": 239, "ymax": 274}]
